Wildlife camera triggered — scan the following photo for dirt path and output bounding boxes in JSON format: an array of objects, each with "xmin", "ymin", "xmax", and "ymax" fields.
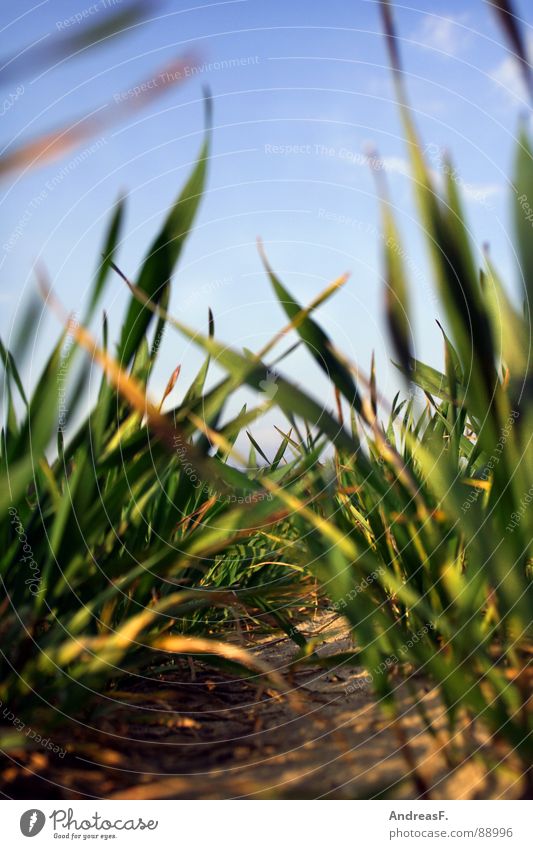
[{"xmin": 0, "ymin": 615, "xmax": 523, "ymax": 799}]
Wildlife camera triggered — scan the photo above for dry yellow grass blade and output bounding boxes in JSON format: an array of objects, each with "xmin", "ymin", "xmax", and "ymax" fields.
[
  {"xmin": 158, "ymin": 364, "xmax": 181, "ymax": 411},
  {"xmin": 256, "ymin": 239, "xmax": 350, "ymax": 361},
  {"xmin": 50, "ymin": 629, "xmax": 292, "ymax": 701},
  {"xmin": 0, "ymin": 55, "xmax": 197, "ymax": 179},
  {"xmin": 38, "ymin": 272, "xmax": 227, "ymax": 490},
  {"xmin": 187, "ymin": 411, "xmax": 359, "ymax": 561},
  {"xmin": 151, "ymin": 635, "xmax": 290, "ymax": 695},
  {"xmin": 462, "ymin": 477, "xmax": 492, "ymax": 491},
  {"xmin": 114, "ymin": 253, "xmax": 351, "ymax": 369}
]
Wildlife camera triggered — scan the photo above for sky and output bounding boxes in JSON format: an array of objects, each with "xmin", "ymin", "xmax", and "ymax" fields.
[{"xmin": 1, "ymin": 0, "xmax": 532, "ymax": 452}]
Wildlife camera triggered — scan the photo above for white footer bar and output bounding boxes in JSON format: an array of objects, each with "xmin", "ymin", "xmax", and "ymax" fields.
[{"xmin": 4, "ymin": 799, "xmax": 531, "ymax": 848}]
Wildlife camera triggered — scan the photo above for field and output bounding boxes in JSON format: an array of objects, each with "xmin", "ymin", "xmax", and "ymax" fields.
[{"xmin": 0, "ymin": 0, "xmax": 532, "ymax": 800}]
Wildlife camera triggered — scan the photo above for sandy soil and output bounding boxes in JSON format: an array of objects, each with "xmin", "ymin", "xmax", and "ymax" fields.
[{"xmin": 0, "ymin": 614, "xmax": 525, "ymax": 800}]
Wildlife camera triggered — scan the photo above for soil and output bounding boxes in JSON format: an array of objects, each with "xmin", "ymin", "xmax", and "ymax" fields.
[{"xmin": 0, "ymin": 614, "xmax": 525, "ymax": 800}]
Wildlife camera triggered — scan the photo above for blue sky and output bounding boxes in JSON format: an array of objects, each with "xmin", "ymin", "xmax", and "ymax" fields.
[{"xmin": 1, "ymin": 0, "xmax": 532, "ymax": 449}]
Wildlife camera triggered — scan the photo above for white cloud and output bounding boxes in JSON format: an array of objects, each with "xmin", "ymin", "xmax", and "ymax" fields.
[
  {"xmin": 490, "ymin": 35, "xmax": 533, "ymax": 106},
  {"xmin": 413, "ymin": 13, "xmax": 471, "ymax": 57},
  {"xmin": 381, "ymin": 154, "xmax": 500, "ymax": 207},
  {"xmin": 461, "ymin": 182, "xmax": 501, "ymax": 205}
]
